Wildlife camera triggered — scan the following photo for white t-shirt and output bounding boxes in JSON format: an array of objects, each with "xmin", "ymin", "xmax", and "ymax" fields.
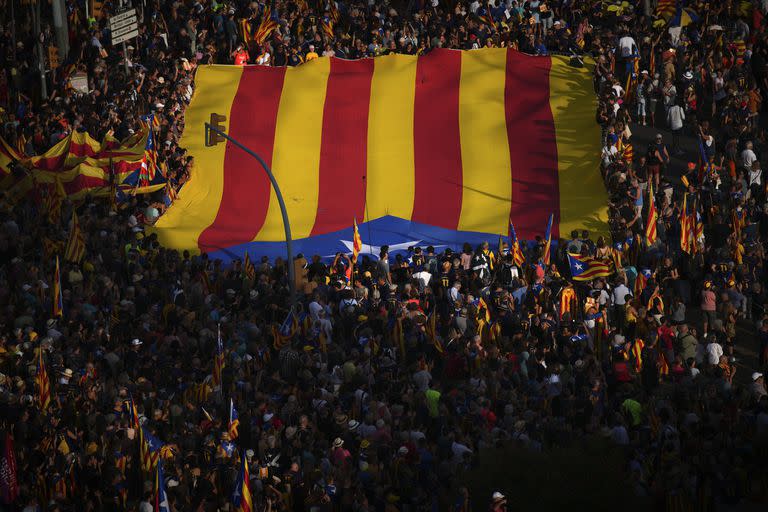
[
  {"xmin": 612, "ymin": 284, "xmax": 630, "ymax": 305},
  {"xmin": 308, "ymin": 301, "xmax": 324, "ymax": 321},
  {"xmin": 741, "ymin": 148, "xmax": 757, "ymax": 170},
  {"xmin": 618, "ymin": 36, "xmax": 637, "ymax": 58},
  {"xmin": 667, "ymin": 105, "xmax": 685, "ymax": 130},
  {"xmin": 706, "ymin": 342, "xmax": 723, "ymax": 365}
]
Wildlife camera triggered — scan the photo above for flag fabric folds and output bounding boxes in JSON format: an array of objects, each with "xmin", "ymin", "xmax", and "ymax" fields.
[
  {"xmin": 213, "ymin": 325, "xmax": 225, "ymax": 388},
  {"xmin": 53, "ymin": 256, "xmax": 63, "ymax": 318},
  {"xmin": 352, "ymin": 217, "xmax": 362, "ymax": 263},
  {"xmin": 139, "ymin": 426, "xmax": 162, "ymax": 473},
  {"xmin": 680, "ymin": 194, "xmax": 691, "ymax": 253},
  {"xmin": 156, "ymin": 49, "xmax": 608, "ymax": 260},
  {"xmin": 0, "ymin": 125, "xmax": 166, "ymax": 201},
  {"xmin": 253, "ymin": 6, "xmax": 278, "ymax": 45},
  {"xmin": 542, "ymin": 213, "xmax": 554, "ymax": 265},
  {"xmin": 508, "ymin": 221, "xmax": 525, "ymax": 267},
  {"xmin": 272, "ymin": 309, "xmax": 299, "ymax": 349},
  {"xmin": 645, "ymin": 182, "xmax": 658, "ymax": 245},
  {"xmin": 656, "ymin": 0, "xmax": 677, "ymax": 19},
  {"xmin": 228, "ymin": 399, "xmax": 240, "ymax": 440},
  {"xmin": 64, "ymin": 212, "xmax": 86, "ymax": 263},
  {"xmin": 567, "ymin": 253, "xmax": 612, "ymax": 281},
  {"xmin": 36, "ymin": 349, "xmax": 51, "ymax": 412},
  {"xmin": 155, "ymin": 460, "xmax": 171, "ymax": 512},
  {"xmin": 232, "ymin": 456, "xmax": 253, "ymax": 512},
  {"xmin": 244, "ymin": 251, "xmax": 256, "ymax": 280}
]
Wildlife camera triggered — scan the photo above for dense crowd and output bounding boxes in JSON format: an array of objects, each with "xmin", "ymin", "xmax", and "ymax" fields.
[{"xmin": 2, "ymin": 0, "xmax": 768, "ymax": 511}]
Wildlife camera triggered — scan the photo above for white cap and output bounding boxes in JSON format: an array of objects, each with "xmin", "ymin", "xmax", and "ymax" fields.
[
  {"xmin": 131, "ymin": 338, "xmax": 143, "ymax": 346},
  {"xmin": 753, "ymin": 372, "xmax": 764, "ymax": 381},
  {"xmin": 492, "ymin": 491, "xmax": 505, "ymax": 501}
]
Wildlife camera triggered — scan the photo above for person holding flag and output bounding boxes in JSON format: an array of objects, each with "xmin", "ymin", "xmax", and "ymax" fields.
[
  {"xmin": 352, "ymin": 217, "xmax": 362, "ymax": 283},
  {"xmin": 509, "ymin": 221, "xmax": 526, "ymax": 268},
  {"xmin": 542, "ymin": 213, "xmax": 554, "ymax": 265},
  {"xmin": 232, "ymin": 455, "xmax": 253, "ymax": 511},
  {"xmin": 229, "ymin": 399, "xmax": 240, "ymax": 440},
  {"xmin": 213, "ymin": 324, "xmax": 225, "ymax": 389},
  {"xmin": 52, "ymin": 256, "xmax": 63, "ymax": 318},
  {"xmin": 646, "ymin": 181, "xmax": 658, "ymax": 246},
  {"xmin": 155, "ymin": 460, "xmax": 170, "ymax": 512},
  {"xmin": 36, "ymin": 348, "xmax": 51, "ymax": 413}
]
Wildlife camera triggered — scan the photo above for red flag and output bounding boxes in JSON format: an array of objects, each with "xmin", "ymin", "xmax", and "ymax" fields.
[{"xmin": 0, "ymin": 433, "xmax": 19, "ymax": 504}]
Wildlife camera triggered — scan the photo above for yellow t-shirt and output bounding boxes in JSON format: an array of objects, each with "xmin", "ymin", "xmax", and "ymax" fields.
[{"xmin": 305, "ymin": 51, "xmax": 319, "ymax": 61}]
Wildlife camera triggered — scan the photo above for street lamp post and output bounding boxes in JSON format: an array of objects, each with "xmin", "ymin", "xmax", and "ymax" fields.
[{"xmin": 204, "ymin": 116, "xmax": 296, "ymax": 307}]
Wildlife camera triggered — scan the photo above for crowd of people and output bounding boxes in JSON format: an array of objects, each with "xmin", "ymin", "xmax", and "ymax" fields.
[{"xmin": 2, "ymin": 0, "xmax": 768, "ymax": 511}]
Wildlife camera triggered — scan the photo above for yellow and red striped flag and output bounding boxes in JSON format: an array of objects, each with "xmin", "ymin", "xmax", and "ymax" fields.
[
  {"xmin": 656, "ymin": 0, "xmax": 676, "ymax": 19},
  {"xmin": 679, "ymin": 194, "xmax": 690, "ymax": 253},
  {"xmin": 253, "ymin": 6, "xmax": 278, "ymax": 45},
  {"xmin": 213, "ymin": 325, "xmax": 225, "ymax": 388},
  {"xmin": 658, "ymin": 352, "xmax": 670, "ymax": 376},
  {"xmin": 233, "ymin": 456, "xmax": 253, "ymax": 511},
  {"xmin": 228, "ymin": 399, "xmax": 240, "ymax": 440},
  {"xmin": 155, "ymin": 50, "xmax": 608, "ymax": 258},
  {"xmin": 567, "ymin": 253, "xmax": 611, "ymax": 281},
  {"xmin": 36, "ymin": 348, "xmax": 51, "ymax": 412},
  {"xmin": 645, "ymin": 182, "xmax": 658, "ymax": 245},
  {"xmin": 508, "ymin": 221, "xmax": 525, "ymax": 268},
  {"xmin": 352, "ymin": 217, "xmax": 362, "ymax": 263},
  {"xmin": 244, "ymin": 251, "xmax": 256, "ymax": 279},
  {"xmin": 64, "ymin": 211, "xmax": 86, "ymax": 263},
  {"xmin": 542, "ymin": 213, "xmax": 554, "ymax": 265},
  {"xmin": 53, "ymin": 256, "xmax": 63, "ymax": 318},
  {"xmin": 631, "ymin": 339, "xmax": 645, "ymax": 371}
]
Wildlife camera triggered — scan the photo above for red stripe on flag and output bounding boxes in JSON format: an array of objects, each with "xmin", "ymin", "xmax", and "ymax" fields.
[
  {"xmin": 310, "ymin": 58, "xmax": 374, "ymax": 236},
  {"xmin": 198, "ymin": 67, "xmax": 286, "ymax": 253},
  {"xmin": 63, "ymin": 174, "xmax": 108, "ymax": 195},
  {"xmin": 412, "ymin": 50, "xmax": 463, "ymax": 229},
  {"xmin": 505, "ymin": 52, "xmax": 560, "ymax": 239}
]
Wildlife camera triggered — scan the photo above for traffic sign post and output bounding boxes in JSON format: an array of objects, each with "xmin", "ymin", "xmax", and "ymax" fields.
[
  {"xmin": 110, "ymin": 2, "xmax": 137, "ymax": 75},
  {"xmin": 110, "ymin": 8, "xmax": 138, "ymax": 45}
]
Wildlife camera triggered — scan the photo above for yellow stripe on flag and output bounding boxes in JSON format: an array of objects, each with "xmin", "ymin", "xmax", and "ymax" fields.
[
  {"xmin": 153, "ymin": 65, "xmax": 243, "ymax": 250},
  {"xmin": 366, "ymin": 54, "xmax": 417, "ymax": 222},
  {"xmin": 255, "ymin": 58, "xmax": 330, "ymax": 241},
  {"xmin": 457, "ymin": 48, "xmax": 512, "ymax": 234},
  {"xmin": 549, "ymin": 56, "xmax": 609, "ymax": 238}
]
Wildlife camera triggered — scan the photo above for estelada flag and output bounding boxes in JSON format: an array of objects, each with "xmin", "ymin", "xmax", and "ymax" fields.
[
  {"xmin": 155, "ymin": 49, "xmax": 609, "ymax": 259},
  {"xmin": 567, "ymin": 253, "xmax": 611, "ymax": 281},
  {"xmin": 542, "ymin": 213, "xmax": 553, "ymax": 265}
]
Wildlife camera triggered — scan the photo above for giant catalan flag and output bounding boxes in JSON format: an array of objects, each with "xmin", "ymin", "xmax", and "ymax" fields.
[{"xmin": 154, "ymin": 49, "xmax": 608, "ymax": 260}]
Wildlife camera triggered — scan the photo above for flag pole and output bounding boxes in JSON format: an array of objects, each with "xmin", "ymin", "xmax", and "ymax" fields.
[{"xmin": 205, "ymin": 120, "xmax": 296, "ymax": 309}]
